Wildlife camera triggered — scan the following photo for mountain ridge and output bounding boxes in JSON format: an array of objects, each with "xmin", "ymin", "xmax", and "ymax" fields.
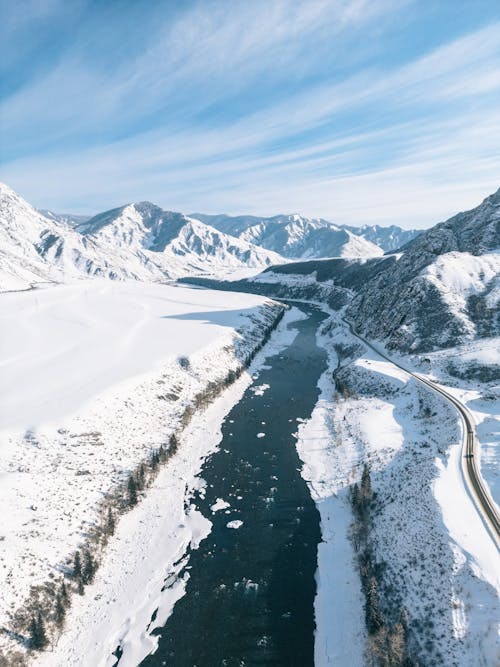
[
  {"xmin": 185, "ymin": 187, "xmax": 500, "ymax": 352},
  {"xmin": 192, "ymin": 212, "xmax": 421, "ymax": 255},
  {"xmin": 0, "ymin": 184, "xmax": 282, "ymax": 291}
]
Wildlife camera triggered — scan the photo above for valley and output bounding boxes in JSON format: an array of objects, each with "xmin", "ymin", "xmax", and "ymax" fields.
[
  {"xmin": 3, "ymin": 4, "xmax": 500, "ymax": 665},
  {"xmin": 0, "ymin": 183, "xmax": 498, "ymax": 667}
]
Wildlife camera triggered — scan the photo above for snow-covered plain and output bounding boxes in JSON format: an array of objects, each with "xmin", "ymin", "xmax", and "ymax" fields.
[
  {"xmin": 295, "ymin": 310, "xmax": 499, "ymax": 666},
  {"xmin": 0, "ymin": 280, "xmax": 285, "ymax": 662},
  {"xmin": 0, "ymin": 281, "xmax": 272, "ymax": 430}
]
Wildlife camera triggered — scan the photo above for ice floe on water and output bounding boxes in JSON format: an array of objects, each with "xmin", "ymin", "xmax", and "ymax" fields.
[
  {"xmin": 226, "ymin": 519, "xmax": 243, "ymax": 529},
  {"xmin": 210, "ymin": 498, "xmax": 230, "ymax": 513},
  {"xmin": 251, "ymin": 383, "xmax": 270, "ymax": 396}
]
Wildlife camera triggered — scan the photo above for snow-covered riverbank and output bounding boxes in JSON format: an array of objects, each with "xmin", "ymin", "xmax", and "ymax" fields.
[
  {"xmin": 295, "ymin": 310, "xmax": 499, "ymax": 667},
  {"xmin": 0, "ymin": 281, "xmax": 288, "ymax": 663},
  {"xmin": 34, "ymin": 305, "xmax": 304, "ymax": 667}
]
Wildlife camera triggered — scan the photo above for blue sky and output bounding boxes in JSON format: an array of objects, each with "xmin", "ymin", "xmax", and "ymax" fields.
[{"xmin": 1, "ymin": 0, "xmax": 499, "ymax": 227}]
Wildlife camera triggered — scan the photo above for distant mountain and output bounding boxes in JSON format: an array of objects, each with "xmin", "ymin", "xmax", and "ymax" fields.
[
  {"xmin": 0, "ymin": 184, "xmax": 282, "ymax": 291},
  {"xmin": 38, "ymin": 209, "xmax": 91, "ymax": 227},
  {"xmin": 7, "ymin": 182, "xmax": 497, "ymax": 353},
  {"xmin": 192, "ymin": 213, "xmax": 384, "ymax": 259},
  {"xmin": 77, "ymin": 202, "xmax": 283, "ymax": 278},
  {"xmin": 193, "ymin": 212, "xmax": 421, "ymax": 256},
  {"xmin": 343, "ymin": 223, "xmax": 421, "ymax": 252},
  {"xmin": 195, "ymin": 189, "xmax": 500, "ymax": 352}
]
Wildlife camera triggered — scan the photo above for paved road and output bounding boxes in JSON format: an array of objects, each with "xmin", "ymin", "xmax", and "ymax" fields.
[{"xmin": 343, "ymin": 318, "xmax": 500, "ymax": 549}]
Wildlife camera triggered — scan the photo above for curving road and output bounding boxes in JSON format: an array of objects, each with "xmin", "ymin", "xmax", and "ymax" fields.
[{"xmin": 342, "ymin": 318, "xmax": 500, "ymax": 549}]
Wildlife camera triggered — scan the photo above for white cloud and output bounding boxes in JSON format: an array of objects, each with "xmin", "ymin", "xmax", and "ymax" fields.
[{"xmin": 1, "ymin": 3, "xmax": 499, "ymax": 227}]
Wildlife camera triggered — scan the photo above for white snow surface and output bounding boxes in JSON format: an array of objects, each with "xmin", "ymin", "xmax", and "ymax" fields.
[
  {"xmin": 250, "ymin": 383, "xmax": 270, "ymax": 396},
  {"xmin": 415, "ymin": 337, "xmax": 500, "ymax": 512},
  {"xmin": 210, "ymin": 498, "xmax": 230, "ymax": 513},
  {"xmin": 0, "ymin": 281, "xmax": 268, "ymax": 430},
  {"xmin": 28, "ymin": 305, "xmax": 302, "ymax": 667},
  {"xmin": 295, "ymin": 310, "xmax": 499, "ymax": 666},
  {"xmin": 0, "ymin": 281, "xmax": 289, "ymax": 662},
  {"xmin": 423, "ymin": 251, "xmax": 500, "ymax": 336}
]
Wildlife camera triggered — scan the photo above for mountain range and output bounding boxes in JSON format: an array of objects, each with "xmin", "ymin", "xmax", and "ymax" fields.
[
  {"xmin": 187, "ymin": 188, "xmax": 500, "ymax": 352},
  {"xmin": 40, "ymin": 210, "xmax": 421, "ymax": 256},
  {"xmin": 3, "ymin": 180, "xmax": 497, "ymax": 353},
  {"xmin": 348, "ymin": 187, "xmax": 500, "ymax": 350},
  {"xmin": 0, "ymin": 184, "xmax": 282, "ymax": 291},
  {"xmin": 1, "ymin": 183, "xmax": 419, "ymax": 292},
  {"xmin": 192, "ymin": 212, "xmax": 420, "ymax": 256}
]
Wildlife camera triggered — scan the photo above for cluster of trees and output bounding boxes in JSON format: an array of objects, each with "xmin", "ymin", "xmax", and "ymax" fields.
[
  {"xmin": 24, "ymin": 578, "xmax": 70, "ymax": 652},
  {"xmin": 125, "ymin": 434, "xmax": 179, "ymax": 508},
  {"xmin": 73, "ymin": 548, "xmax": 97, "ymax": 594},
  {"xmin": 28, "ymin": 612, "xmax": 47, "ymax": 650},
  {"xmin": 350, "ymin": 465, "xmax": 417, "ymax": 667},
  {"xmin": 333, "ymin": 369, "xmax": 353, "ymax": 399},
  {"xmin": 243, "ymin": 307, "xmax": 285, "ymax": 366}
]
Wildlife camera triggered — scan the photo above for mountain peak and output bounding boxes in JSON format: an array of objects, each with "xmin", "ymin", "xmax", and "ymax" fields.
[
  {"xmin": 484, "ymin": 186, "xmax": 500, "ymax": 206},
  {"xmin": 131, "ymin": 201, "xmax": 166, "ymax": 216}
]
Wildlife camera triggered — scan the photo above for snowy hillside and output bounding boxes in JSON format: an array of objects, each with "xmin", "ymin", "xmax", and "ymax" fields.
[
  {"xmin": 193, "ymin": 212, "xmax": 384, "ymax": 259},
  {"xmin": 0, "ymin": 182, "xmax": 84, "ymax": 290},
  {"xmin": 348, "ymin": 188, "xmax": 500, "ymax": 350},
  {"xmin": 77, "ymin": 202, "xmax": 283, "ymax": 278},
  {"xmin": 0, "ymin": 184, "xmax": 283, "ymax": 291},
  {"xmin": 0, "ymin": 183, "xmax": 160, "ymax": 289},
  {"xmin": 297, "ymin": 313, "xmax": 500, "ymax": 666},
  {"xmin": 208, "ymin": 188, "xmax": 500, "ymax": 352}
]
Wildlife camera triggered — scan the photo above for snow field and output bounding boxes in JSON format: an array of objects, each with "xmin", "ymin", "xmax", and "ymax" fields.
[{"xmin": 0, "ymin": 282, "xmax": 287, "ymax": 662}]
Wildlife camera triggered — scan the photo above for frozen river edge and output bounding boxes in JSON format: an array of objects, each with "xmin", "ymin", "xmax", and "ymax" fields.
[{"xmin": 31, "ymin": 305, "xmax": 303, "ymax": 667}]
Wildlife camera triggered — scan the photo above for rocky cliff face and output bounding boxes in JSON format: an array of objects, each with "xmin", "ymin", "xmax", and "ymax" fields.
[
  {"xmin": 207, "ymin": 188, "xmax": 499, "ymax": 353},
  {"xmin": 347, "ymin": 189, "xmax": 500, "ymax": 351}
]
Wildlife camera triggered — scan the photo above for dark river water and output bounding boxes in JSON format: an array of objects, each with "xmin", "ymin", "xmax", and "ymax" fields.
[{"xmin": 140, "ymin": 304, "xmax": 328, "ymax": 667}]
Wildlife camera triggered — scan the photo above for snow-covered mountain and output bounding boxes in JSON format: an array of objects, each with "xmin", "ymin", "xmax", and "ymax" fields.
[
  {"xmin": 77, "ymin": 202, "xmax": 283, "ymax": 278},
  {"xmin": 343, "ymin": 223, "xmax": 421, "ymax": 252},
  {"xmin": 0, "ymin": 184, "xmax": 282, "ymax": 291},
  {"xmin": 196, "ymin": 188, "xmax": 500, "ymax": 352},
  {"xmin": 39, "ymin": 209, "xmax": 91, "ymax": 227},
  {"xmin": 192, "ymin": 213, "xmax": 384, "ymax": 259},
  {"xmin": 348, "ymin": 187, "xmax": 500, "ymax": 350},
  {"xmin": 0, "ymin": 182, "xmax": 89, "ymax": 290}
]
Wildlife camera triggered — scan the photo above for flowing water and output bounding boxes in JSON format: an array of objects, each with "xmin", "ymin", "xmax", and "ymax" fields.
[{"xmin": 140, "ymin": 304, "xmax": 328, "ymax": 667}]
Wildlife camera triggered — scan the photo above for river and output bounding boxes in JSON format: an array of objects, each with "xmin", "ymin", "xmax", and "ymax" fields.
[{"xmin": 139, "ymin": 304, "xmax": 328, "ymax": 667}]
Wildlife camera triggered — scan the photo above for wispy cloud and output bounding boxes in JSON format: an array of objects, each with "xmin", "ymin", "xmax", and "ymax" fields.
[{"xmin": 1, "ymin": 0, "xmax": 499, "ymax": 227}]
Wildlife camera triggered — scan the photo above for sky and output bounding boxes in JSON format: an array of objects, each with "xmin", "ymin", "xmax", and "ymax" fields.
[{"xmin": 1, "ymin": 0, "xmax": 500, "ymax": 228}]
